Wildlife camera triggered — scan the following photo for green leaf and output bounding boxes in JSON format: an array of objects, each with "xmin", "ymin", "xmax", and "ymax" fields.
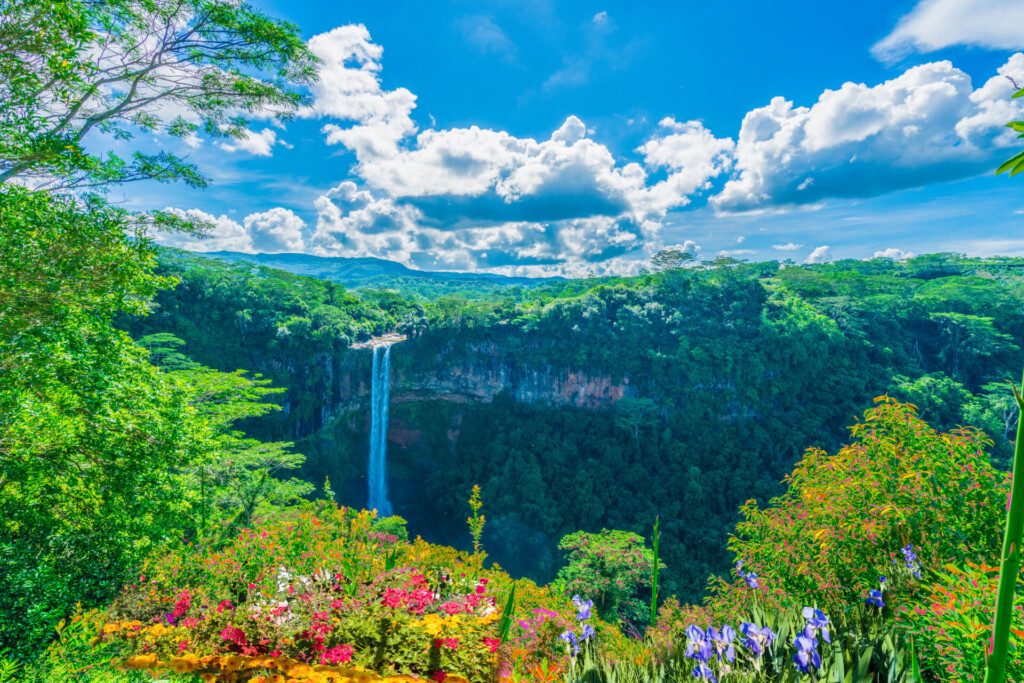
[
  {"xmin": 997, "ymin": 151, "xmax": 1024, "ymax": 175},
  {"xmin": 910, "ymin": 636, "xmax": 922, "ymax": 683},
  {"xmin": 497, "ymin": 582, "xmax": 517, "ymax": 642}
]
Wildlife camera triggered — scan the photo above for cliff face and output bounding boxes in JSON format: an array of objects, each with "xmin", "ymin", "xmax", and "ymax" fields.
[
  {"xmin": 392, "ymin": 347, "xmax": 633, "ymax": 410},
  {"xmin": 292, "ymin": 339, "xmax": 633, "ymax": 440}
]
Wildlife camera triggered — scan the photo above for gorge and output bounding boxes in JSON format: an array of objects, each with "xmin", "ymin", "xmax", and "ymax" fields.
[{"xmin": 124, "ymin": 249, "xmax": 1024, "ymax": 600}]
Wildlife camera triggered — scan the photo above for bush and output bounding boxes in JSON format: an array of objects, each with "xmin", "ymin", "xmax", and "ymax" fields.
[{"xmin": 726, "ymin": 398, "xmax": 1006, "ymax": 614}]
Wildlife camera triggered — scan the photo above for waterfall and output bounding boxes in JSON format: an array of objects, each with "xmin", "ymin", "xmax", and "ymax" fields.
[{"xmin": 367, "ymin": 344, "xmax": 393, "ymax": 516}]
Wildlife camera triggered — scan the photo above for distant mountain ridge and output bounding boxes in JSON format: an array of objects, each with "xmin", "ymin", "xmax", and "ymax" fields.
[{"xmin": 200, "ymin": 250, "xmax": 556, "ymax": 292}]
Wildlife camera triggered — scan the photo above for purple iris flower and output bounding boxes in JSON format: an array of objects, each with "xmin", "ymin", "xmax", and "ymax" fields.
[
  {"xmin": 735, "ymin": 561, "xmax": 759, "ymax": 589},
  {"xmin": 801, "ymin": 606, "xmax": 831, "ymax": 643},
  {"xmin": 580, "ymin": 623, "xmax": 595, "ymax": 641},
  {"xmin": 902, "ymin": 544, "xmax": 922, "ymax": 579},
  {"xmin": 793, "ymin": 645, "xmax": 822, "ymax": 674},
  {"xmin": 559, "ymin": 630, "xmax": 580, "ymax": 656},
  {"xmin": 793, "ymin": 607, "xmax": 830, "ymax": 674},
  {"xmin": 866, "ymin": 589, "xmax": 885, "ymax": 608},
  {"xmin": 691, "ymin": 663, "xmax": 717, "ymax": 682},
  {"xmin": 739, "ymin": 622, "xmax": 775, "ymax": 657},
  {"xmin": 685, "ymin": 625, "xmax": 713, "ymax": 663},
  {"xmin": 572, "ymin": 594, "xmax": 593, "ymax": 621},
  {"xmin": 710, "ymin": 625, "xmax": 736, "ymax": 664}
]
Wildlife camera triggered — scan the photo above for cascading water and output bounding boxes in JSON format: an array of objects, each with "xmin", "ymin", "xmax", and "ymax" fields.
[{"xmin": 367, "ymin": 344, "xmax": 394, "ymax": 516}]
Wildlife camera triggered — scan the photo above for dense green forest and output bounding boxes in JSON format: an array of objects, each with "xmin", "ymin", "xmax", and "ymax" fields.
[{"xmin": 124, "ymin": 249, "xmax": 1024, "ymax": 600}]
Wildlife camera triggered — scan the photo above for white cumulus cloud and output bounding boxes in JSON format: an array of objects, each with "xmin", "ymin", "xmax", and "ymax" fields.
[
  {"xmin": 295, "ymin": 24, "xmax": 738, "ymax": 275},
  {"xmin": 157, "ymin": 207, "xmax": 307, "ymax": 254},
  {"xmin": 873, "ymin": 0, "xmax": 1024, "ymax": 62},
  {"xmin": 244, "ymin": 208, "xmax": 307, "ymax": 252},
  {"xmin": 805, "ymin": 245, "xmax": 832, "ymax": 264},
  {"xmin": 215, "ymin": 128, "xmax": 285, "ymax": 157},
  {"xmin": 872, "ymin": 247, "xmax": 916, "ymax": 260},
  {"xmin": 712, "ymin": 54, "xmax": 1024, "ymax": 213},
  {"xmin": 157, "ymin": 208, "xmax": 253, "ymax": 252},
  {"xmin": 300, "ymin": 24, "xmax": 417, "ymax": 161}
]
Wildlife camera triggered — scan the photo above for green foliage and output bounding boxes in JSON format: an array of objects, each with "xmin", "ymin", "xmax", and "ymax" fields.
[
  {"xmin": 0, "ymin": 0, "xmax": 316, "ymax": 189},
  {"xmin": 498, "ymin": 583, "xmax": 518, "ymax": 642},
  {"xmin": 0, "ymin": 186, "xmax": 191, "ymax": 657},
  {"xmin": 906, "ymin": 562, "xmax": 1022, "ymax": 682},
  {"xmin": 558, "ymin": 529, "xmax": 657, "ymax": 627},
  {"xmin": 996, "ymin": 87, "xmax": 1024, "ymax": 177},
  {"xmin": 468, "ymin": 484, "xmax": 487, "ymax": 557},
  {"xmin": 372, "ymin": 514, "xmax": 411, "ymax": 543},
  {"xmin": 649, "ymin": 247, "xmax": 695, "ymax": 272},
  {"xmin": 132, "ymin": 251, "xmax": 1024, "ymax": 604},
  {"xmin": 984, "ymin": 377, "xmax": 1024, "ymax": 683},
  {"xmin": 15, "ymin": 608, "xmax": 148, "ymax": 682},
  {"xmin": 727, "ymin": 398, "xmax": 1006, "ymax": 614},
  {"xmin": 0, "ymin": 187, "xmax": 313, "ymax": 659}
]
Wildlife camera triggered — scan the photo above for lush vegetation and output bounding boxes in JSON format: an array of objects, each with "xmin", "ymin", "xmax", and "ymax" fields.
[
  {"xmin": 3, "ymin": 0, "xmax": 1024, "ymax": 681},
  {"xmin": 126, "ymin": 250, "xmax": 1024, "ymax": 601}
]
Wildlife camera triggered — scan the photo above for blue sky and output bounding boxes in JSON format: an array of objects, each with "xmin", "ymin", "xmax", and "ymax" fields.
[{"xmin": 137, "ymin": 0, "xmax": 1024, "ymax": 276}]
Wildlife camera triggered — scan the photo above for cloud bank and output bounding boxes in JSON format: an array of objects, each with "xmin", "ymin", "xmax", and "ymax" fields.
[{"xmin": 161, "ymin": 22, "xmax": 1024, "ymax": 275}]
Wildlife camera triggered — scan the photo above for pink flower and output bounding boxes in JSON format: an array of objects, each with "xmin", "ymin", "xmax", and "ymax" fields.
[
  {"xmin": 216, "ymin": 600, "xmax": 234, "ymax": 614},
  {"xmin": 382, "ymin": 588, "xmax": 406, "ymax": 609},
  {"xmin": 483, "ymin": 637, "xmax": 501, "ymax": 653},
  {"xmin": 321, "ymin": 644, "xmax": 354, "ymax": 665},
  {"xmin": 443, "ymin": 637, "xmax": 460, "ymax": 650},
  {"xmin": 172, "ymin": 590, "xmax": 191, "ymax": 618},
  {"xmin": 177, "ymin": 640, "xmax": 189, "ymax": 653},
  {"xmin": 219, "ymin": 626, "xmax": 249, "ymax": 652},
  {"xmin": 441, "ymin": 601, "xmax": 465, "ymax": 615}
]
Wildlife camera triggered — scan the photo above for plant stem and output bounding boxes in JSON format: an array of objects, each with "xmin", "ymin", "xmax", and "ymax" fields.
[
  {"xmin": 984, "ymin": 371, "xmax": 1024, "ymax": 683},
  {"xmin": 650, "ymin": 515, "xmax": 660, "ymax": 628}
]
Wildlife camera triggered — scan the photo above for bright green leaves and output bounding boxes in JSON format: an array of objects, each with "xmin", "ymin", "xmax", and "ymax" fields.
[
  {"xmin": 997, "ymin": 88, "xmax": 1024, "ymax": 177},
  {"xmin": 0, "ymin": 0, "xmax": 317, "ymax": 190}
]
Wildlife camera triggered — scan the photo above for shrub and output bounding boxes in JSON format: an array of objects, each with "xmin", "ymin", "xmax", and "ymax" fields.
[
  {"xmin": 557, "ymin": 529, "xmax": 657, "ymax": 627},
  {"xmin": 727, "ymin": 398, "xmax": 1006, "ymax": 613}
]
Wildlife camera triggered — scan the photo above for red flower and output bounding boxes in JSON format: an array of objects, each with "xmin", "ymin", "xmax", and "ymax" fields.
[
  {"xmin": 482, "ymin": 637, "xmax": 501, "ymax": 653},
  {"xmin": 432, "ymin": 672, "xmax": 448, "ymax": 682}
]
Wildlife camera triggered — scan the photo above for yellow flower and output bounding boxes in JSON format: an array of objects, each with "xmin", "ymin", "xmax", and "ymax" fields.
[
  {"xmin": 126, "ymin": 653, "xmax": 158, "ymax": 670},
  {"xmin": 169, "ymin": 654, "xmax": 199, "ymax": 673}
]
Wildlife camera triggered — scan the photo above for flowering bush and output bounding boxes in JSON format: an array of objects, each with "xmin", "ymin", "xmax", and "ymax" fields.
[
  {"xmin": 556, "ymin": 529, "xmax": 657, "ymax": 627},
  {"xmin": 97, "ymin": 503, "xmax": 599, "ymax": 682},
  {"xmin": 727, "ymin": 398, "xmax": 1006, "ymax": 613}
]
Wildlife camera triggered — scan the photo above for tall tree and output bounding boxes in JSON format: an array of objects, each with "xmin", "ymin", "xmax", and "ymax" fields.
[{"xmin": 0, "ymin": 0, "xmax": 317, "ymax": 189}]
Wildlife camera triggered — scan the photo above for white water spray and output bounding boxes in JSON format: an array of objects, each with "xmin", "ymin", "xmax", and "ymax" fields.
[{"xmin": 368, "ymin": 344, "xmax": 393, "ymax": 516}]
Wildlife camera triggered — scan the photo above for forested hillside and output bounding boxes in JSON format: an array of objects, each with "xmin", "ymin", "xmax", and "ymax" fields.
[{"xmin": 125, "ymin": 249, "xmax": 1024, "ymax": 600}]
